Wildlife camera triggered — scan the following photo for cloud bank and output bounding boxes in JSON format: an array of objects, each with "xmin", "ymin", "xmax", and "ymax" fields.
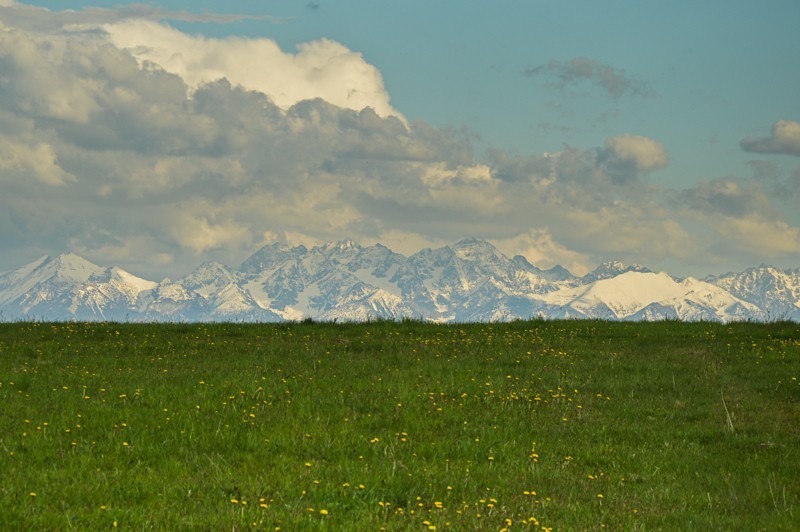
[{"xmin": 0, "ymin": 3, "xmax": 798, "ymax": 279}]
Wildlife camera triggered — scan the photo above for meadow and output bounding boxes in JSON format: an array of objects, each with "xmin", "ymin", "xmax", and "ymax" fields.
[{"xmin": 0, "ymin": 319, "xmax": 798, "ymax": 530}]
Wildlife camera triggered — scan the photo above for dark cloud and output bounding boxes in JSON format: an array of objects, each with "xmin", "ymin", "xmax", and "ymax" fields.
[
  {"xmin": 740, "ymin": 120, "xmax": 800, "ymax": 157},
  {"xmin": 523, "ymin": 57, "xmax": 656, "ymax": 99},
  {"xmin": 676, "ymin": 177, "xmax": 776, "ymax": 218}
]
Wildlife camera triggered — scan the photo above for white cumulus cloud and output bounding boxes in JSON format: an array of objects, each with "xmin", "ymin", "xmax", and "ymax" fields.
[
  {"xmin": 0, "ymin": 137, "xmax": 74, "ymax": 186},
  {"xmin": 101, "ymin": 19, "xmax": 403, "ymax": 120},
  {"xmin": 604, "ymin": 134, "xmax": 668, "ymax": 171}
]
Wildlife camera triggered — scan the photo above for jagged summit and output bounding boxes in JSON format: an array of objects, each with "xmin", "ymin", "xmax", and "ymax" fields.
[
  {"xmin": 706, "ymin": 265, "xmax": 800, "ymax": 320},
  {"xmin": 46, "ymin": 253, "xmax": 107, "ymax": 283},
  {"xmin": 0, "ymin": 239, "xmax": 796, "ymax": 323},
  {"xmin": 582, "ymin": 261, "xmax": 651, "ymax": 284},
  {"xmin": 321, "ymin": 239, "xmax": 360, "ymax": 253},
  {"xmin": 239, "ymin": 242, "xmax": 305, "ymax": 274},
  {"xmin": 450, "ymin": 238, "xmax": 505, "ymax": 261}
]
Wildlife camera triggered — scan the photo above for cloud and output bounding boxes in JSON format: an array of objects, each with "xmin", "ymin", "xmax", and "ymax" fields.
[
  {"xmin": 524, "ymin": 57, "xmax": 655, "ymax": 99},
  {"xmin": 603, "ymin": 134, "xmax": 668, "ymax": 171},
  {"xmin": 168, "ymin": 211, "xmax": 252, "ymax": 255},
  {"xmin": 599, "ymin": 134, "xmax": 668, "ymax": 182},
  {"xmin": 715, "ymin": 216, "xmax": 800, "ymax": 256},
  {"xmin": 677, "ymin": 177, "xmax": 776, "ymax": 218},
  {"xmin": 0, "ymin": 136, "xmax": 74, "ymax": 186},
  {"xmin": 101, "ymin": 19, "xmax": 402, "ymax": 120},
  {"xmin": 741, "ymin": 120, "xmax": 800, "ymax": 156},
  {"xmin": 673, "ymin": 176, "xmax": 800, "ymax": 262},
  {"xmin": 495, "ymin": 229, "xmax": 594, "ymax": 276}
]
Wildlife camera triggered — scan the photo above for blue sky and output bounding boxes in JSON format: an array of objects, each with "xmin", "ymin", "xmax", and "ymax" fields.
[{"xmin": 2, "ymin": 1, "xmax": 799, "ymax": 277}]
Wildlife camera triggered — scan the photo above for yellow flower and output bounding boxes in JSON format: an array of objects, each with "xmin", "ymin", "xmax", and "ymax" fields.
[{"xmin": 319, "ymin": 509, "xmax": 329, "ymax": 516}]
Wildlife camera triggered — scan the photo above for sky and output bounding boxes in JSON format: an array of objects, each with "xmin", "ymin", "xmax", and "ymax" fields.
[{"xmin": 1, "ymin": 0, "xmax": 799, "ymax": 279}]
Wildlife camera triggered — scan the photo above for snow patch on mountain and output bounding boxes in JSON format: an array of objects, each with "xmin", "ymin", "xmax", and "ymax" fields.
[{"xmin": 112, "ymin": 268, "xmax": 158, "ymax": 294}]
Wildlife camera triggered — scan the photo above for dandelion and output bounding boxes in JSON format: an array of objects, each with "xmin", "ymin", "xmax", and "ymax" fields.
[
  {"xmin": 319, "ymin": 509, "xmax": 329, "ymax": 516},
  {"xmin": 29, "ymin": 492, "xmax": 37, "ymax": 497}
]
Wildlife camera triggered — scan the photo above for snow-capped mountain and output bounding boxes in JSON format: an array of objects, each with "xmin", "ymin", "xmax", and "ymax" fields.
[
  {"xmin": 0, "ymin": 240, "xmax": 797, "ymax": 323},
  {"xmin": 0, "ymin": 253, "xmax": 156, "ymax": 321},
  {"xmin": 704, "ymin": 266, "xmax": 800, "ymax": 321},
  {"xmin": 539, "ymin": 271, "xmax": 762, "ymax": 322}
]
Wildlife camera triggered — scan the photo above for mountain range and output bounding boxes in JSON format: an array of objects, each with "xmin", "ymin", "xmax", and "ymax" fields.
[{"xmin": 1, "ymin": 238, "xmax": 798, "ymax": 323}]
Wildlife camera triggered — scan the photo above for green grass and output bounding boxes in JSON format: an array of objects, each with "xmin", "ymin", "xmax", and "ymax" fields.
[{"xmin": 0, "ymin": 319, "xmax": 798, "ymax": 530}]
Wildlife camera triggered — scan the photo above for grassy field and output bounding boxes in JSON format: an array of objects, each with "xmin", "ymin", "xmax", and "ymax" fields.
[{"xmin": 0, "ymin": 319, "xmax": 798, "ymax": 530}]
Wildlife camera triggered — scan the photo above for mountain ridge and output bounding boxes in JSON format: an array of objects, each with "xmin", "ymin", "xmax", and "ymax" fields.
[{"xmin": 0, "ymin": 240, "xmax": 798, "ymax": 323}]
